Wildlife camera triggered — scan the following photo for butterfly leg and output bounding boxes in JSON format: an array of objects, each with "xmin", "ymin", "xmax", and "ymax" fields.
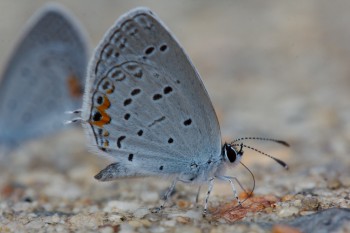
[
  {"xmin": 216, "ymin": 175, "xmax": 242, "ymax": 206},
  {"xmin": 220, "ymin": 175, "xmax": 249, "ymax": 194},
  {"xmin": 159, "ymin": 178, "xmax": 178, "ymax": 210},
  {"xmin": 203, "ymin": 177, "xmax": 214, "ymax": 216},
  {"xmin": 195, "ymin": 186, "xmax": 201, "ymax": 204}
]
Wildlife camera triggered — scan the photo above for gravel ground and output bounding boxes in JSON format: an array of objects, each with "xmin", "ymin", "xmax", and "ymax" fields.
[{"xmin": 1, "ymin": 1, "xmax": 350, "ymax": 232}]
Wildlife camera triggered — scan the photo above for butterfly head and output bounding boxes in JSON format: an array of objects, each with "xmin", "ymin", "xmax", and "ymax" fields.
[
  {"xmin": 222, "ymin": 143, "xmax": 244, "ymax": 166},
  {"xmin": 222, "ymin": 137, "xmax": 290, "ymax": 169}
]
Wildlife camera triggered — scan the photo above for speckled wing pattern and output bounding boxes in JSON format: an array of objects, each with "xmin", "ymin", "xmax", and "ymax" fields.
[
  {"xmin": 0, "ymin": 4, "xmax": 88, "ymax": 146},
  {"xmin": 82, "ymin": 8, "xmax": 221, "ymax": 177}
]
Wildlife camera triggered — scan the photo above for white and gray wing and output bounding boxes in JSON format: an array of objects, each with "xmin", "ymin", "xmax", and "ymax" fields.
[
  {"xmin": 0, "ymin": 3, "xmax": 89, "ymax": 146},
  {"xmin": 82, "ymin": 8, "xmax": 221, "ymax": 177}
]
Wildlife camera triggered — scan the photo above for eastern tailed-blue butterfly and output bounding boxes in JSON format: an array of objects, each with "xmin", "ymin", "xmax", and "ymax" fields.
[
  {"xmin": 73, "ymin": 7, "xmax": 288, "ymax": 214},
  {"xmin": 0, "ymin": 3, "xmax": 88, "ymax": 148}
]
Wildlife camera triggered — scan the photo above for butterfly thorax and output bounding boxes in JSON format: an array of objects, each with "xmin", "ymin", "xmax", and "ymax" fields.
[
  {"xmin": 177, "ymin": 142, "xmax": 244, "ymax": 184},
  {"xmin": 178, "ymin": 143, "xmax": 243, "ymax": 183},
  {"xmin": 176, "ymin": 156, "xmax": 224, "ymax": 184}
]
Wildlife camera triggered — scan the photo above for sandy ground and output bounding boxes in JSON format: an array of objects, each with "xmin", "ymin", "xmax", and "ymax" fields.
[{"xmin": 0, "ymin": 1, "xmax": 350, "ymax": 232}]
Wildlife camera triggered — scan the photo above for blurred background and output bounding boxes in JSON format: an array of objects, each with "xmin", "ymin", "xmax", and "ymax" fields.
[{"xmin": 0, "ymin": 0, "xmax": 349, "ymax": 229}]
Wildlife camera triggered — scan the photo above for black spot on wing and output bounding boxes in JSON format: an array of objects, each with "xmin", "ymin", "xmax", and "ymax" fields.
[
  {"xmin": 117, "ymin": 136, "xmax": 126, "ymax": 148},
  {"xmin": 124, "ymin": 113, "xmax": 130, "ymax": 120},
  {"xmin": 131, "ymin": 88, "xmax": 141, "ymax": 96},
  {"xmin": 124, "ymin": 98, "xmax": 132, "ymax": 106},
  {"xmin": 144, "ymin": 46, "xmax": 155, "ymax": 55},
  {"xmin": 163, "ymin": 86, "xmax": 173, "ymax": 94},
  {"xmin": 183, "ymin": 118, "xmax": 192, "ymax": 126},
  {"xmin": 137, "ymin": 130, "xmax": 143, "ymax": 136},
  {"xmin": 153, "ymin": 94, "xmax": 162, "ymax": 101}
]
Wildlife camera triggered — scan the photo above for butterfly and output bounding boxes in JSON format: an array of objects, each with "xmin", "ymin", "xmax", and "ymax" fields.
[
  {"xmin": 72, "ymin": 7, "xmax": 288, "ymax": 214},
  {"xmin": 0, "ymin": 3, "xmax": 88, "ymax": 149}
]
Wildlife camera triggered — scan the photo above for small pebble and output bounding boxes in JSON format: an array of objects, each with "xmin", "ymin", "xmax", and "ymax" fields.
[
  {"xmin": 128, "ymin": 220, "xmax": 143, "ymax": 228},
  {"xmin": 12, "ymin": 202, "xmax": 32, "ymax": 212},
  {"xmin": 133, "ymin": 208, "xmax": 150, "ymax": 218},
  {"xmin": 108, "ymin": 214, "xmax": 124, "ymax": 223},
  {"xmin": 263, "ymin": 194, "xmax": 280, "ymax": 203},
  {"xmin": 55, "ymin": 224, "xmax": 68, "ymax": 232},
  {"xmin": 339, "ymin": 175, "xmax": 350, "ymax": 187},
  {"xmin": 161, "ymin": 220, "xmax": 176, "ymax": 227},
  {"xmin": 43, "ymin": 179, "xmax": 82, "ymax": 200},
  {"xmin": 184, "ymin": 210, "xmax": 202, "ymax": 220},
  {"xmin": 51, "ymin": 214, "xmax": 60, "ymax": 223},
  {"xmin": 282, "ymin": 194, "xmax": 295, "ymax": 202},
  {"xmin": 103, "ymin": 200, "xmax": 139, "ymax": 212},
  {"xmin": 69, "ymin": 214, "xmax": 101, "ymax": 229},
  {"xmin": 176, "ymin": 216, "xmax": 191, "ymax": 224},
  {"xmin": 140, "ymin": 191, "xmax": 159, "ymax": 202},
  {"xmin": 119, "ymin": 223, "xmax": 135, "ymax": 233},
  {"xmin": 147, "ymin": 213, "xmax": 161, "ymax": 222},
  {"xmin": 301, "ymin": 197, "xmax": 319, "ymax": 211},
  {"xmin": 293, "ymin": 199, "xmax": 302, "ymax": 207},
  {"xmin": 300, "ymin": 210, "xmax": 316, "ymax": 216},
  {"xmin": 327, "ymin": 178, "xmax": 341, "ymax": 190},
  {"xmin": 176, "ymin": 199, "xmax": 190, "ymax": 209},
  {"xmin": 2, "ymin": 212, "xmax": 14, "ymax": 221},
  {"xmin": 272, "ymin": 224, "xmax": 302, "ymax": 233},
  {"xmin": 99, "ymin": 226, "xmax": 114, "ymax": 233},
  {"xmin": 264, "ymin": 207, "xmax": 274, "ymax": 214},
  {"xmin": 139, "ymin": 219, "xmax": 152, "ymax": 227},
  {"xmin": 26, "ymin": 219, "xmax": 44, "ymax": 230},
  {"xmin": 278, "ymin": 207, "xmax": 299, "ymax": 217},
  {"xmin": 174, "ymin": 226, "xmax": 201, "ymax": 233}
]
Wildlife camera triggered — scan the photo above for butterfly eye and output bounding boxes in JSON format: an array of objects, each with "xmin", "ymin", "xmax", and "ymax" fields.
[
  {"xmin": 224, "ymin": 144, "xmax": 238, "ymax": 163},
  {"xmin": 223, "ymin": 143, "xmax": 245, "ymax": 164}
]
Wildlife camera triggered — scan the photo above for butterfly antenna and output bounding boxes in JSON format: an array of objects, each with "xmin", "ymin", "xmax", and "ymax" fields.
[
  {"xmin": 232, "ymin": 143, "xmax": 288, "ymax": 169},
  {"xmin": 231, "ymin": 137, "xmax": 289, "ymax": 147},
  {"xmin": 239, "ymin": 162, "xmax": 255, "ymax": 203}
]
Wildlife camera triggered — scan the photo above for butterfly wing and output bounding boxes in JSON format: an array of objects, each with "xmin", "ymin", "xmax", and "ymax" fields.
[
  {"xmin": 82, "ymin": 8, "xmax": 221, "ymax": 177},
  {"xmin": 0, "ymin": 3, "xmax": 89, "ymax": 146}
]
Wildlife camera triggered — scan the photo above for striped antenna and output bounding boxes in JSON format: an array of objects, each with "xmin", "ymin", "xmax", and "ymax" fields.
[
  {"xmin": 231, "ymin": 143, "xmax": 288, "ymax": 169},
  {"xmin": 231, "ymin": 137, "xmax": 289, "ymax": 147}
]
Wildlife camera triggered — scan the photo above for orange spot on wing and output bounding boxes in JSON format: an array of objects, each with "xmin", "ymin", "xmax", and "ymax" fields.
[
  {"xmin": 90, "ymin": 95, "xmax": 112, "ymax": 127},
  {"xmin": 67, "ymin": 74, "xmax": 83, "ymax": 98},
  {"xmin": 103, "ymin": 130, "xmax": 110, "ymax": 137},
  {"xmin": 99, "ymin": 95, "xmax": 111, "ymax": 109}
]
